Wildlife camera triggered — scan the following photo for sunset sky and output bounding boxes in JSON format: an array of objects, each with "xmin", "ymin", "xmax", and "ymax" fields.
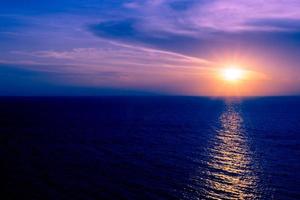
[{"xmin": 1, "ymin": 0, "xmax": 300, "ymax": 96}]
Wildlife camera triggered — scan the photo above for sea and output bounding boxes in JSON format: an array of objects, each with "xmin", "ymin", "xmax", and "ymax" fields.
[{"xmin": 0, "ymin": 96, "xmax": 299, "ymax": 200}]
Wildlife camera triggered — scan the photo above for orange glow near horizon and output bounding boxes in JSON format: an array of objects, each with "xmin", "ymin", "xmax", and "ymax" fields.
[{"xmin": 211, "ymin": 64, "xmax": 258, "ymax": 96}]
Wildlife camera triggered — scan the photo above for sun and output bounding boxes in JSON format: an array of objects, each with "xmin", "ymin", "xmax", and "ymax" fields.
[{"xmin": 221, "ymin": 67, "xmax": 245, "ymax": 82}]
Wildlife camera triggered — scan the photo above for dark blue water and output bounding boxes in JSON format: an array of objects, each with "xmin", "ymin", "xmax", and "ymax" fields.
[{"xmin": 0, "ymin": 97, "xmax": 299, "ymax": 199}]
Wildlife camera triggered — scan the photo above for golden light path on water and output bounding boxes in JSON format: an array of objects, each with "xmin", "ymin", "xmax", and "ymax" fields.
[
  {"xmin": 183, "ymin": 101, "xmax": 260, "ymax": 200},
  {"xmin": 204, "ymin": 102, "xmax": 259, "ymax": 199}
]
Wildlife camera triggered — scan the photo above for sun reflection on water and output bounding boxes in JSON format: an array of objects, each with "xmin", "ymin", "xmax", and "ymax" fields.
[{"xmin": 203, "ymin": 102, "xmax": 259, "ymax": 200}]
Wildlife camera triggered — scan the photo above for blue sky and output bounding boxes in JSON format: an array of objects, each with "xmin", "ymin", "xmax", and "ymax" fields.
[{"xmin": 1, "ymin": 0, "xmax": 300, "ymax": 96}]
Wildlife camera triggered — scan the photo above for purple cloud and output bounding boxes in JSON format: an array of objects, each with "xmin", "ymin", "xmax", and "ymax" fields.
[{"xmin": 1, "ymin": 0, "xmax": 300, "ymax": 95}]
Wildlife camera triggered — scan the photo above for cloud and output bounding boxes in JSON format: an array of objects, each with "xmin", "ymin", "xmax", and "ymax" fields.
[
  {"xmin": 189, "ymin": 0, "xmax": 300, "ymax": 32},
  {"xmin": 89, "ymin": 19, "xmax": 140, "ymax": 40},
  {"xmin": 168, "ymin": 0, "xmax": 199, "ymax": 11},
  {"xmin": 246, "ymin": 19, "xmax": 300, "ymax": 31},
  {"xmin": 85, "ymin": 0, "xmax": 300, "ymax": 57},
  {"xmin": 119, "ymin": 0, "xmax": 300, "ymax": 34},
  {"xmin": 11, "ymin": 39, "xmax": 211, "ymax": 71},
  {"xmin": 1, "ymin": 0, "xmax": 300, "ymax": 95},
  {"xmin": 0, "ymin": 37, "xmax": 216, "ymax": 95}
]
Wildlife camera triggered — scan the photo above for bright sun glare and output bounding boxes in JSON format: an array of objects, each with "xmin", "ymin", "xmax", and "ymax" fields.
[{"xmin": 222, "ymin": 67, "xmax": 245, "ymax": 82}]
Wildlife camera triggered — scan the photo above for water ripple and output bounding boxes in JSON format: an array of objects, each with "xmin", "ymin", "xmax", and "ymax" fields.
[
  {"xmin": 203, "ymin": 102, "xmax": 259, "ymax": 199},
  {"xmin": 184, "ymin": 102, "xmax": 260, "ymax": 200}
]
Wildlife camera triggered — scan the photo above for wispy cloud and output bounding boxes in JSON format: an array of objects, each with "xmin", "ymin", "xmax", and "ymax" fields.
[
  {"xmin": 120, "ymin": 0, "xmax": 300, "ymax": 34},
  {"xmin": 86, "ymin": 0, "xmax": 300, "ymax": 58},
  {"xmin": 11, "ymin": 39, "xmax": 211, "ymax": 72},
  {"xmin": 1, "ymin": 0, "xmax": 300, "ymax": 95}
]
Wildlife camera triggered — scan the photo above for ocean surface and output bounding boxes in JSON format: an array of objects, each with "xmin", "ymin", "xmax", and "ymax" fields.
[{"xmin": 0, "ymin": 97, "xmax": 299, "ymax": 200}]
